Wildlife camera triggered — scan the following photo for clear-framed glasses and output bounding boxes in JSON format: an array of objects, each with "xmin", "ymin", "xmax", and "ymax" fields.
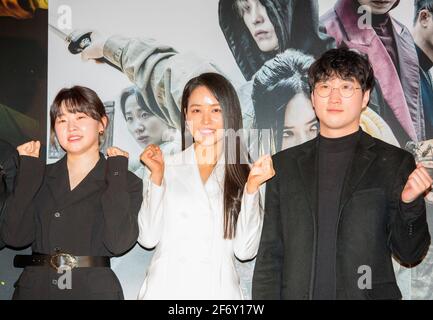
[{"xmin": 314, "ymin": 83, "xmax": 362, "ymax": 98}]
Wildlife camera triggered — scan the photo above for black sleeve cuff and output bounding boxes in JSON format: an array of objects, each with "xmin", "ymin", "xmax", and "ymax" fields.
[{"xmin": 398, "ymin": 196, "xmax": 426, "ymax": 222}]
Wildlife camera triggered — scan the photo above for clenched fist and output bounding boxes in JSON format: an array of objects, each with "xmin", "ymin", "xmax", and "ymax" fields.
[
  {"xmin": 140, "ymin": 144, "xmax": 164, "ymax": 186},
  {"xmin": 246, "ymin": 155, "xmax": 275, "ymax": 194},
  {"xmin": 107, "ymin": 146, "xmax": 129, "ymax": 158},
  {"xmin": 401, "ymin": 163, "xmax": 433, "ymax": 203},
  {"xmin": 17, "ymin": 141, "xmax": 40, "ymax": 158}
]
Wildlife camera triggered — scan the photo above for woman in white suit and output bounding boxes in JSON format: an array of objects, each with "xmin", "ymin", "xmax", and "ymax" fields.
[{"xmin": 137, "ymin": 73, "xmax": 274, "ymax": 299}]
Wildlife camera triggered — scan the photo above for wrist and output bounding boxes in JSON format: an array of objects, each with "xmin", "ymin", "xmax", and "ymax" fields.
[
  {"xmin": 150, "ymin": 172, "xmax": 163, "ymax": 186},
  {"xmin": 246, "ymin": 181, "xmax": 259, "ymax": 194}
]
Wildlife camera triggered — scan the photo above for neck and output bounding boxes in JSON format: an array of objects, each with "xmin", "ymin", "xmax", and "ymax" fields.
[
  {"xmin": 414, "ymin": 32, "xmax": 433, "ymax": 63},
  {"xmin": 67, "ymin": 147, "xmax": 100, "ymax": 172},
  {"xmin": 194, "ymin": 141, "xmax": 223, "ymax": 166},
  {"xmin": 319, "ymin": 125, "xmax": 360, "ymax": 139},
  {"xmin": 371, "ymin": 12, "xmax": 389, "ymax": 26}
]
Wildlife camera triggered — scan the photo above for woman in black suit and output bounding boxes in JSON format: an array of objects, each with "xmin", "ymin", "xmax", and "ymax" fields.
[
  {"xmin": 0, "ymin": 139, "xmax": 18, "ymax": 249},
  {"xmin": 0, "ymin": 86, "xmax": 143, "ymax": 299}
]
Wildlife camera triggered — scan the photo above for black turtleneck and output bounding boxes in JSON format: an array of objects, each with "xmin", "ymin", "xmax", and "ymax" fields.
[
  {"xmin": 313, "ymin": 129, "xmax": 361, "ymax": 300},
  {"xmin": 416, "ymin": 44, "xmax": 433, "ymax": 74},
  {"xmin": 371, "ymin": 13, "xmax": 400, "ymax": 74}
]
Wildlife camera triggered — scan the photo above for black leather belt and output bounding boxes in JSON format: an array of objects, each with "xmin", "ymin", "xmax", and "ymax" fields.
[{"xmin": 14, "ymin": 253, "xmax": 110, "ymax": 271}]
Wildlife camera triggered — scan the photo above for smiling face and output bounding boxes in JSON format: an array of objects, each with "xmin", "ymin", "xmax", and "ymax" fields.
[
  {"xmin": 54, "ymin": 103, "xmax": 106, "ymax": 155},
  {"xmin": 124, "ymin": 94, "xmax": 168, "ymax": 148},
  {"xmin": 311, "ymin": 76, "xmax": 370, "ymax": 138},
  {"xmin": 281, "ymin": 93, "xmax": 318, "ymax": 150},
  {"xmin": 237, "ymin": 0, "xmax": 279, "ymax": 52},
  {"xmin": 185, "ymin": 86, "xmax": 224, "ymax": 148},
  {"xmin": 357, "ymin": 0, "xmax": 398, "ymax": 15}
]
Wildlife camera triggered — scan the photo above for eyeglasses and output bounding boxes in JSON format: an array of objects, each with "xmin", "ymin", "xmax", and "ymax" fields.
[{"xmin": 314, "ymin": 83, "xmax": 362, "ymax": 98}]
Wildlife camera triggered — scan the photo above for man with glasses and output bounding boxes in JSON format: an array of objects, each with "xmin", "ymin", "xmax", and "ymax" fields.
[{"xmin": 252, "ymin": 48, "xmax": 431, "ymax": 300}]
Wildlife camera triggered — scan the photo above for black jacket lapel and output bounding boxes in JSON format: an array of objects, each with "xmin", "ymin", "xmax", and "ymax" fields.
[
  {"xmin": 297, "ymin": 138, "xmax": 319, "ymax": 220},
  {"xmin": 46, "ymin": 155, "xmax": 106, "ymax": 210},
  {"xmin": 338, "ymin": 131, "xmax": 377, "ymax": 214}
]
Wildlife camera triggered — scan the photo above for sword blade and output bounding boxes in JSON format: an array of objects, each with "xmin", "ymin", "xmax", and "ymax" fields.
[{"xmin": 49, "ymin": 24, "xmax": 71, "ymax": 43}]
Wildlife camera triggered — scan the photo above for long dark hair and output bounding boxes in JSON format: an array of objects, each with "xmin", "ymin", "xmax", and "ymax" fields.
[
  {"xmin": 181, "ymin": 73, "xmax": 251, "ymax": 239},
  {"xmin": 252, "ymin": 49, "xmax": 315, "ymax": 151}
]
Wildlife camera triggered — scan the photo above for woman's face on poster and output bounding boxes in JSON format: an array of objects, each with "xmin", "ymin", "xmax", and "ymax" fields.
[
  {"xmin": 357, "ymin": 0, "xmax": 398, "ymax": 15},
  {"xmin": 124, "ymin": 95, "xmax": 168, "ymax": 148},
  {"xmin": 238, "ymin": 0, "xmax": 279, "ymax": 52},
  {"xmin": 281, "ymin": 93, "xmax": 318, "ymax": 150}
]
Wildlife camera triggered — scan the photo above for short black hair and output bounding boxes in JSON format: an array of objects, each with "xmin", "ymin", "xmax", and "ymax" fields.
[
  {"xmin": 50, "ymin": 86, "xmax": 107, "ymax": 130},
  {"xmin": 50, "ymin": 85, "xmax": 108, "ymax": 145},
  {"xmin": 414, "ymin": 0, "xmax": 433, "ymax": 24},
  {"xmin": 308, "ymin": 47, "xmax": 375, "ymax": 93},
  {"xmin": 233, "ymin": 0, "xmax": 248, "ymax": 17}
]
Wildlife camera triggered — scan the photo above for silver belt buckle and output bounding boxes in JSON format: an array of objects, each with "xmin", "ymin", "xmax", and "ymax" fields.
[{"xmin": 50, "ymin": 253, "xmax": 78, "ymax": 271}]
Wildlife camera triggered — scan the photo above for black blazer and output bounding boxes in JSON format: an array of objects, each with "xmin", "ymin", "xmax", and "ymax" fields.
[
  {"xmin": 0, "ymin": 139, "xmax": 18, "ymax": 249},
  {"xmin": 252, "ymin": 131, "xmax": 430, "ymax": 300},
  {"xmin": 0, "ymin": 154, "xmax": 143, "ymax": 300}
]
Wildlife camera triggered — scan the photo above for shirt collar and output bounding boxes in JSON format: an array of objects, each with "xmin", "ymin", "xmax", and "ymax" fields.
[{"xmin": 416, "ymin": 44, "xmax": 433, "ymax": 72}]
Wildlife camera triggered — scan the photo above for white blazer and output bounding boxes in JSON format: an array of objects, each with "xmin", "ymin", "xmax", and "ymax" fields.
[{"xmin": 137, "ymin": 145, "xmax": 263, "ymax": 299}]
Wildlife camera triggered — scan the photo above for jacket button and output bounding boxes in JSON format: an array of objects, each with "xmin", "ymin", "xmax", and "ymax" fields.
[
  {"xmin": 52, "ymin": 279, "xmax": 58, "ymax": 286},
  {"xmin": 54, "ymin": 212, "xmax": 61, "ymax": 218},
  {"xmin": 408, "ymin": 224, "xmax": 414, "ymax": 236}
]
